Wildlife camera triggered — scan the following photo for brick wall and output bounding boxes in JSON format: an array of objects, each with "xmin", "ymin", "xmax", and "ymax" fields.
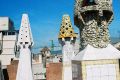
[
  {"xmin": 7, "ymin": 60, "xmax": 18, "ymax": 80},
  {"xmin": 46, "ymin": 63, "xmax": 62, "ymax": 80}
]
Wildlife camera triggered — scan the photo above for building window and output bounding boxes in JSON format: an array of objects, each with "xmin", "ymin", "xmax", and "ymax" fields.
[
  {"xmin": 2, "ymin": 32, "xmax": 7, "ymax": 35},
  {"xmin": 11, "ymin": 32, "xmax": 15, "ymax": 35},
  {"xmin": 8, "ymin": 32, "xmax": 11, "ymax": 35}
]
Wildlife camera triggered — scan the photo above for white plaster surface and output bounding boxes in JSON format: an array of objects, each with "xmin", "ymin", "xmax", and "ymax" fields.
[
  {"xmin": 86, "ymin": 64, "xmax": 116, "ymax": 80},
  {"xmin": 73, "ymin": 44, "xmax": 120, "ymax": 61},
  {"xmin": 62, "ymin": 41, "xmax": 75, "ymax": 80},
  {"xmin": 16, "ymin": 47, "xmax": 33, "ymax": 80},
  {"xmin": 0, "ymin": 17, "xmax": 10, "ymax": 31},
  {"xmin": 63, "ymin": 41, "xmax": 75, "ymax": 62},
  {"xmin": 17, "ymin": 14, "xmax": 33, "ymax": 46},
  {"xmin": 32, "ymin": 63, "xmax": 46, "ymax": 80}
]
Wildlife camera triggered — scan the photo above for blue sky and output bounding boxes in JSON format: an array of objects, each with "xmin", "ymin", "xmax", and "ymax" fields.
[{"xmin": 0, "ymin": 0, "xmax": 120, "ymax": 52}]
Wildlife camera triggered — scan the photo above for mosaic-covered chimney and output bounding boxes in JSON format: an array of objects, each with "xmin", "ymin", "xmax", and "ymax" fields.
[
  {"xmin": 58, "ymin": 14, "xmax": 76, "ymax": 80},
  {"xmin": 58, "ymin": 15, "xmax": 76, "ymax": 44},
  {"xmin": 74, "ymin": 0, "xmax": 113, "ymax": 49}
]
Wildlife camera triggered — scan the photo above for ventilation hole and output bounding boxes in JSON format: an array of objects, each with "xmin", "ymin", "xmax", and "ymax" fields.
[
  {"xmin": 20, "ymin": 42, "xmax": 23, "ymax": 44},
  {"xmin": 69, "ymin": 25, "xmax": 71, "ymax": 27},
  {"xmin": 25, "ymin": 42, "xmax": 28, "ymax": 44},
  {"xmin": 70, "ymin": 31, "xmax": 72, "ymax": 33},
  {"xmin": 26, "ymin": 36, "xmax": 27, "ymax": 37},
  {"xmin": 66, "ymin": 28, "xmax": 68, "ymax": 30},
  {"xmin": 23, "ymin": 45, "xmax": 25, "ymax": 48},
  {"xmin": 62, "ymin": 26, "xmax": 65, "ymax": 28},
  {"xmin": 66, "ymin": 23, "xmax": 67, "ymax": 25},
  {"xmin": 21, "ymin": 38, "xmax": 22, "ymax": 39},
  {"xmin": 62, "ymin": 32, "xmax": 64, "ymax": 34}
]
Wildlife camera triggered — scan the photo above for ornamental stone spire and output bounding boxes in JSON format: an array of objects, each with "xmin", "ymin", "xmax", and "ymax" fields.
[{"xmin": 16, "ymin": 14, "xmax": 34, "ymax": 80}]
